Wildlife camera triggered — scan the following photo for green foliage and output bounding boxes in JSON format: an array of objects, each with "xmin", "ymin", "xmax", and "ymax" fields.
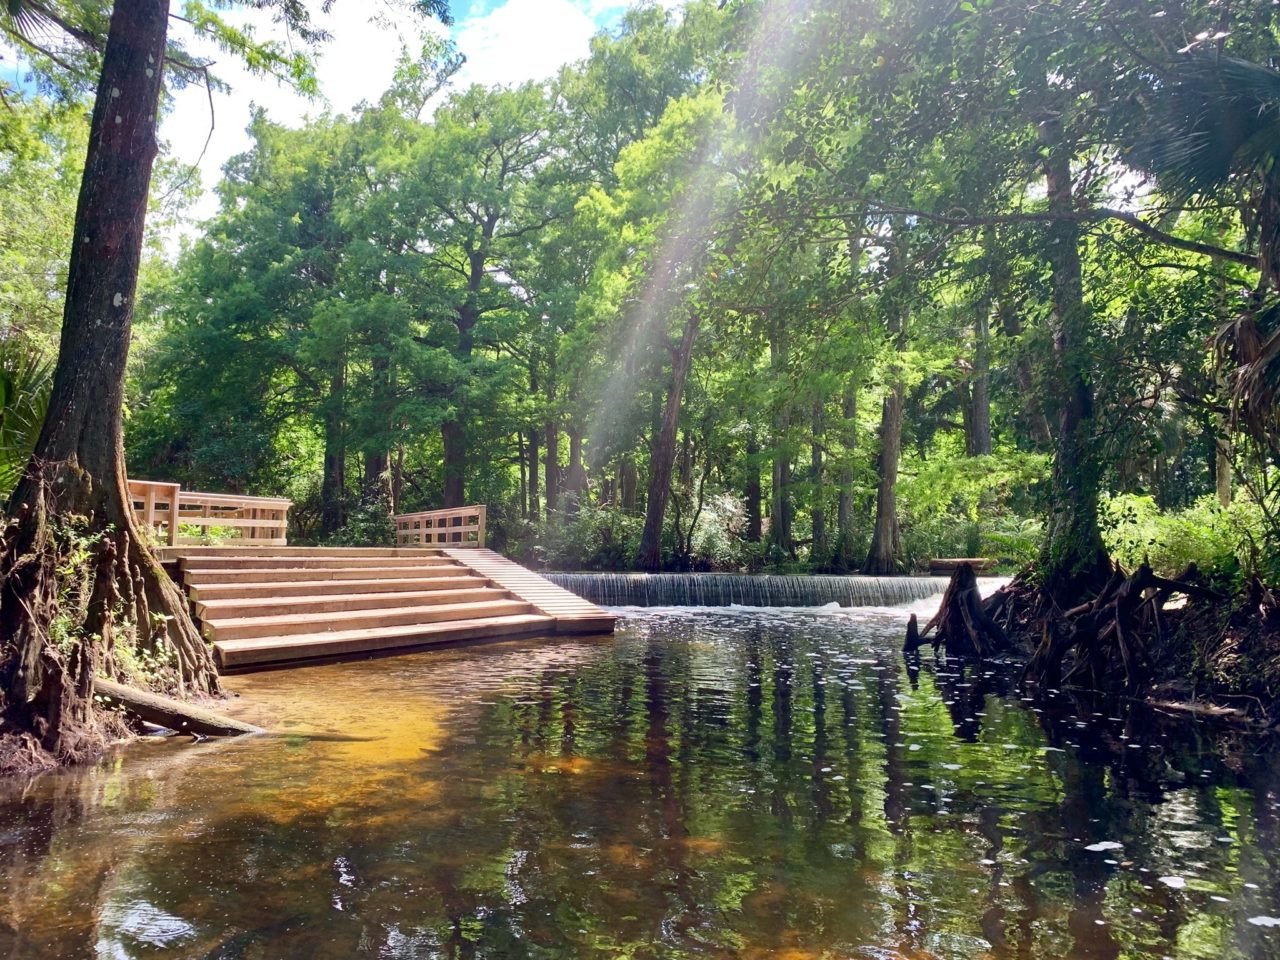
[
  {"xmin": 100, "ymin": 0, "xmax": 1280, "ymax": 583},
  {"xmin": 44, "ymin": 516, "xmax": 111, "ymax": 657},
  {"xmin": 1100, "ymin": 493, "xmax": 1267, "ymax": 580},
  {"xmin": 0, "ymin": 97, "xmax": 85, "ymax": 352},
  {"xmin": 517, "ymin": 503, "xmax": 644, "ymax": 572},
  {"xmin": 324, "ymin": 502, "xmax": 397, "ymax": 548},
  {"xmin": 0, "ymin": 340, "xmax": 53, "ymax": 500}
]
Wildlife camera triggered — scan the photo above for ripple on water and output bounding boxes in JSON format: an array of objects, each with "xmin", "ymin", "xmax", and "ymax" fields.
[{"xmin": 0, "ymin": 604, "xmax": 1276, "ymax": 959}]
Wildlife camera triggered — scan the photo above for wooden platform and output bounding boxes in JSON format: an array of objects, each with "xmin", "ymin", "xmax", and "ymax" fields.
[{"xmin": 158, "ymin": 546, "xmax": 615, "ymax": 671}]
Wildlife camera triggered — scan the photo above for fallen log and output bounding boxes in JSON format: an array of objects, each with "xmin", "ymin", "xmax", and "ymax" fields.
[
  {"xmin": 929, "ymin": 557, "xmax": 997, "ymax": 575},
  {"xmin": 93, "ymin": 679, "xmax": 263, "ymax": 738}
]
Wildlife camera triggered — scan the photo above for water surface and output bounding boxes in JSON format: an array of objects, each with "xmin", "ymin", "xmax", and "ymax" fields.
[{"xmin": 2, "ymin": 600, "xmax": 1279, "ymax": 958}]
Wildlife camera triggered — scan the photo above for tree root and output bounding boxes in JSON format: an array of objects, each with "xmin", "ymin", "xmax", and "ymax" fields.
[
  {"xmin": 907, "ymin": 558, "xmax": 1256, "ymax": 713},
  {"xmin": 0, "ymin": 465, "xmax": 221, "ymax": 773}
]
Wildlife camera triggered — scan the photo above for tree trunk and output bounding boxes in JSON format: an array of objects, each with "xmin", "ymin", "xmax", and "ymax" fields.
[
  {"xmin": 769, "ymin": 330, "xmax": 793, "ymax": 558},
  {"xmin": 391, "ymin": 443, "xmax": 403, "ymax": 516},
  {"xmin": 319, "ymin": 367, "xmax": 347, "ymax": 537},
  {"xmin": 1215, "ymin": 437, "xmax": 1232, "ymax": 509},
  {"xmin": 835, "ymin": 390, "xmax": 857, "ymax": 570},
  {"xmin": 969, "ymin": 297, "xmax": 993, "ymax": 457},
  {"xmin": 864, "ymin": 382, "xmax": 904, "ymax": 574},
  {"xmin": 1037, "ymin": 116, "xmax": 1107, "ymax": 596},
  {"xmin": 443, "ymin": 251, "xmax": 483, "ymax": 509},
  {"xmin": 527, "ymin": 428, "xmax": 540, "ymax": 520},
  {"xmin": 544, "ymin": 420, "xmax": 560, "ymax": 514},
  {"xmin": 364, "ymin": 449, "xmax": 391, "ymax": 508},
  {"xmin": 619, "ymin": 455, "xmax": 637, "ymax": 511},
  {"xmin": 1, "ymin": 0, "xmax": 220, "ymax": 772},
  {"xmin": 967, "ymin": 227, "xmax": 998, "ymax": 457},
  {"xmin": 636, "ymin": 313, "xmax": 701, "ymax": 571},
  {"xmin": 517, "ymin": 432, "xmax": 528, "ymax": 518},
  {"xmin": 744, "ymin": 435, "xmax": 762, "ymax": 543},
  {"xmin": 441, "ymin": 418, "xmax": 465, "ymax": 507},
  {"xmin": 997, "ymin": 298, "xmax": 1053, "ymax": 448},
  {"xmin": 565, "ymin": 425, "xmax": 587, "ymax": 510},
  {"xmin": 363, "ymin": 352, "xmax": 394, "ymax": 510},
  {"xmin": 810, "ymin": 400, "xmax": 827, "ymax": 564}
]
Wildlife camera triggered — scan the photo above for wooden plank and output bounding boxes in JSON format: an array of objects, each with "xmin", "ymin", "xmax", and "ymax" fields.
[
  {"xmin": 157, "ymin": 546, "xmax": 446, "ymax": 560},
  {"xmin": 394, "ymin": 505, "xmax": 486, "ymax": 547},
  {"xmin": 195, "ymin": 586, "xmax": 508, "ymax": 620},
  {"xmin": 203, "ymin": 598, "xmax": 534, "ymax": 642},
  {"xmin": 182, "ymin": 565, "xmax": 467, "ymax": 586},
  {"xmin": 214, "ymin": 613, "xmax": 556, "ymax": 669},
  {"xmin": 442, "ymin": 548, "xmax": 616, "ymax": 634},
  {"xmin": 180, "ymin": 555, "xmax": 461, "ymax": 571},
  {"xmin": 188, "ymin": 575, "xmax": 487, "ymax": 603}
]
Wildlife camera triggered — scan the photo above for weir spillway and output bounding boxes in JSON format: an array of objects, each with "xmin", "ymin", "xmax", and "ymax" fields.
[{"xmin": 543, "ymin": 573, "xmax": 956, "ymax": 608}]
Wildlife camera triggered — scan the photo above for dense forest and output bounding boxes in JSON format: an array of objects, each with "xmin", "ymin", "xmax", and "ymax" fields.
[{"xmin": 3, "ymin": 0, "xmax": 1280, "ymax": 766}]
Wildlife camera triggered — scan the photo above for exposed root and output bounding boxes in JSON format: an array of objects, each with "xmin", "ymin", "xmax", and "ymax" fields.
[
  {"xmin": 0, "ymin": 467, "xmax": 220, "ymax": 774},
  {"xmin": 905, "ymin": 558, "xmax": 1280, "ymax": 721}
]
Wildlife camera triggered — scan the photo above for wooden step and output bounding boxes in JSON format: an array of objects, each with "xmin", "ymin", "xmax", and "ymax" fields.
[
  {"xmin": 214, "ymin": 613, "xmax": 556, "ymax": 670},
  {"xmin": 187, "ymin": 575, "xmax": 489, "ymax": 603},
  {"xmin": 202, "ymin": 598, "xmax": 535, "ymax": 642},
  {"xmin": 180, "ymin": 555, "xmax": 459, "ymax": 571},
  {"xmin": 183, "ymin": 565, "xmax": 466, "ymax": 586},
  {"xmin": 195, "ymin": 586, "xmax": 509, "ymax": 620}
]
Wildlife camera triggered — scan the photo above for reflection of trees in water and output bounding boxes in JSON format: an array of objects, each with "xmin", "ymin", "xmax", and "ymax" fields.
[
  {"xmin": 892, "ymin": 652, "xmax": 1280, "ymax": 960},
  {"xmin": 3, "ymin": 617, "xmax": 1279, "ymax": 958},
  {"xmin": 0, "ymin": 771, "xmax": 111, "ymax": 956}
]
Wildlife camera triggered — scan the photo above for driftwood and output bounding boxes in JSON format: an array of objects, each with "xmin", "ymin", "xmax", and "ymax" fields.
[{"xmin": 94, "ymin": 678, "xmax": 263, "ymax": 738}]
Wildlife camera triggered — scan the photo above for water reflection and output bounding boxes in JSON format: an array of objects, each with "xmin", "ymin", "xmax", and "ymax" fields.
[{"xmin": 1, "ymin": 603, "xmax": 1278, "ymax": 958}]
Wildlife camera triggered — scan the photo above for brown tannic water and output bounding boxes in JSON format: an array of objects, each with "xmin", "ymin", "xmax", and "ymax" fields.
[{"xmin": 2, "ymin": 600, "xmax": 1280, "ymax": 959}]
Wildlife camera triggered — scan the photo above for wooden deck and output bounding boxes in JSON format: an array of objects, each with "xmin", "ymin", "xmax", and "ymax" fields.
[{"xmin": 158, "ymin": 546, "xmax": 615, "ymax": 671}]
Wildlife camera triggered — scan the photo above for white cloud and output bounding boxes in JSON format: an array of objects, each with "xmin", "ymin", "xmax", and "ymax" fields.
[
  {"xmin": 161, "ymin": 0, "xmax": 631, "ymax": 229},
  {"xmin": 163, "ymin": 3, "xmax": 434, "ymax": 224},
  {"xmin": 452, "ymin": 0, "xmax": 598, "ymax": 88}
]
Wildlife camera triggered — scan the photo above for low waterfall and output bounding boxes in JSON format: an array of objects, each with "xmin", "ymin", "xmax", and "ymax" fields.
[{"xmin": 544, "ymin": 572, "xmax": 953, "ymax": 608}]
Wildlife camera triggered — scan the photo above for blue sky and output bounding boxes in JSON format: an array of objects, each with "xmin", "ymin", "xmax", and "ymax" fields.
[{"xmin": 0, "ymin": 1, "xmax": 679, "ymax": 227}]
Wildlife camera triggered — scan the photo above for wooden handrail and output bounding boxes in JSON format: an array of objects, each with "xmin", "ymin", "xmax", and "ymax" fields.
[
  {"xmin": 394, "ymin": 504, "xmax": 486, "ymax": 548},
  {"xmin": 129, "ymin": 480, "xmax": 292, "ymax": 547},
  {"xmin": 128, "ymin": 480, "xmax": 181, "ymax": 546}
]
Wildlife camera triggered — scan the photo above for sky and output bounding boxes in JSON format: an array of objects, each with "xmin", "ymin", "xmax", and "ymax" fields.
[{"xmin": 155, "ymin": 0, "xmax": 675, "ymax": 222}]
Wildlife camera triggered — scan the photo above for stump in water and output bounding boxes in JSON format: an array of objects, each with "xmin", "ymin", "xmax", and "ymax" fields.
[{"xmin": 914, "ymin": 562, "xmax": 1008, "ymax": 657}]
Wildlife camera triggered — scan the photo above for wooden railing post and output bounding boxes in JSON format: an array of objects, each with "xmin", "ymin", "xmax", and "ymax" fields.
[
  {"xmin": 129, "ymin": 480, "xmax": 292, "ymax": 547},
  {"xmin": 391, "ymin": 504, "xmax": 486, "ymax": 548}
]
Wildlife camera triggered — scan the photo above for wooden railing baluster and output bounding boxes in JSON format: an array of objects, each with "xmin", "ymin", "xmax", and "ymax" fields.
[{"xmin": 392, "ymin": 504, "xmax": 486, "ymax": 548}]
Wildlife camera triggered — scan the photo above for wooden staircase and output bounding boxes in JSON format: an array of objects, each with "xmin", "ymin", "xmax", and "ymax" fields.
[{"xmin": 162, "ymin": 547, "xmax": 615, "ymax": 671}]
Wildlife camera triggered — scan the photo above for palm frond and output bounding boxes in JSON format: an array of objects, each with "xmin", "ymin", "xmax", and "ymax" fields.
[
  {"xmin": 1216, "ymin": 297, "xmax": 1280, "ymax": 454},
  {"xmin": 0, "ymin": 340, "xmax": 52, "ymax": 501},
  {"xmin": 1135, "ymin": 54, "xmax": 1280, "ymax": 199},
  {"xmin": 4, "ymin": 0, "xmax": 57, "ymax": 40}
]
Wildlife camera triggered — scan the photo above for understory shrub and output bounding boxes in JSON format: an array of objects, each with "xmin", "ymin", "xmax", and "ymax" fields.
[
  {"xmin": 1100, "ymin": 493, "xmax": 1267, "ymax": 580},
  {"xmin": 324, "ymin": 501, "xmax": 396, "ymax": 547},
  {"xmin": 519, "ymin": 502, "xmax": 644, "ymax": 571}
]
